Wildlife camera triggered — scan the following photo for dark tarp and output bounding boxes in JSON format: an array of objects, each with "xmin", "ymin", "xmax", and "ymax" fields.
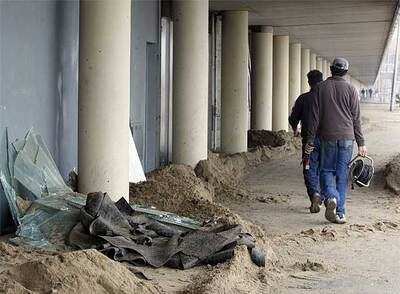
[{"xmin": 70, "ymin": 192, "xmax": 265, "ymax": 269}]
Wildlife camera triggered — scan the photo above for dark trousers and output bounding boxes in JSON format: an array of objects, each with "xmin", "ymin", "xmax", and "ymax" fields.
[{"xmin": 302, "ymin": 137, "xmax": 321, "ymax": 201}]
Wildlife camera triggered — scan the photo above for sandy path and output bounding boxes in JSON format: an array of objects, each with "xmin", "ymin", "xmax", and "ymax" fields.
[{"xmin": 225, "ymin": 104, "xmax": 400, "ymax": 293}]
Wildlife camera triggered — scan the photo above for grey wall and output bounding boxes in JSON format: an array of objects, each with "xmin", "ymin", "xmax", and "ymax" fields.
[
  {"xmin": 131, "ymin": 0, "xmax": 161, "ymax": 172},
  {"xmin": 0, "ymin": 0, "xmax": 79, "ymax": 179},
  {"xmin": 0, "ymin": 0, "xmax": 59, "ymax": 157},
  {"xmin": 0, "ymin": 0, "xmax": 161, "ymax": 178}
]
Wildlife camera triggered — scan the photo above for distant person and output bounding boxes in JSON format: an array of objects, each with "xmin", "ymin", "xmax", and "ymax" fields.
[
  {"xmin": 306, "ymin": 58, "xmax": 367, "ymax": 224},
  {"xmin": 368, "ymin": 88, "xmax": 373, "ymax": 99},
  {"xmin": 361, "ymin": 88, "xmax": 366, "ymax": 99},
  {"xmin": 289, "ymin": 70, "xmax": 323, "ymax": 213}
]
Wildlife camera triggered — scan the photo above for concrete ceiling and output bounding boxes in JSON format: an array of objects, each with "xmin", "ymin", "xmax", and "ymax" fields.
[{"xmin": 210, "ymin": 0, "xmax": 399, "ymax": 85}]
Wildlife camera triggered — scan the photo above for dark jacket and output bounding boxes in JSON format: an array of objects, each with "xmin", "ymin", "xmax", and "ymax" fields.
[
  {"xmin": 289, "ymin": 88, "xmax": 317, "ymax": 143},
  {"xmin": 307, "ymin": 76, "xmax": 365, "ymax": 146}
]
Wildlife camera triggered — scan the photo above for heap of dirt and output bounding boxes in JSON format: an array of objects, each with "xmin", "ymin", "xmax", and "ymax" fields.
[
  {"xmin": 0, "ymin": 249, "xmax": 161, "ymax": 294},
  {"xmin": 0, "ymin": 242, "xmax": 57, "ymax": 269},
  {"xmin": 129, "ymin": 164, "xmax": 220, "ymax": 221},
  {"xmin": 248, "ymin": 130, "xmax": 295, "ymax": 148},
  {"xmin": 385, "ymin": 154, "xmax": 400, "ymax": 194},
  {"xmin": 195, "ymin": 144, "xmax": 299, "ymax": 202},
  {"xmin": 195, "ymin": 150, "xmax": 269, "ymax": 189},
  {"xmin": 129, "ymin": 163, "xmax": 270, "ymax": 231},
  {"xmin": 184, "ymin": 246, "xmax": 267, "ymax": 294}
]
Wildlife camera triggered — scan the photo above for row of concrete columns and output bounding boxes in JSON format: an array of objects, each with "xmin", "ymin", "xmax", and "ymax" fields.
[{"xmin": 76, "ymin": 1, "xmax": 337, "ymax": 200}]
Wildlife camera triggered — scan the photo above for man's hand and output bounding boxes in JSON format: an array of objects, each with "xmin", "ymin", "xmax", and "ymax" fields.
[
  {"xmin": 358, "ymin": 146, "xmax": 368, "ymax": 157},
  {"xmin": 304, "ymin": 144, "xmax": 314, "ymax": 154}
]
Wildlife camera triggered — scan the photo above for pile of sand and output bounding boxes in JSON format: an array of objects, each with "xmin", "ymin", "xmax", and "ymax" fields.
[
  {"xmin": 248, "ymin": 130, "xmax": 294, "ymax": 149},
  {"xmin": 195, "ymin": 143, "xmax": 299, "ymax": 202},
  {"xmin": 195, "ymin": 150, "xmax": 269, "ymax": 189},
  {"xmin": 129, "ymin": 164, "xmax": 223, "ymax": 221},
  {"xmin": 385, "ymin": 154, "xmax": 400, "ymax": 194},
  {"xmin": 0, "ymin": 248, "xmax": 161, "ymax": 294},
  {"xmin": 129, "ymin": 163, "xmax": 268, "ymax": 228},
  {"xmin": 184, "ymin": 246, "xmax": 267, "ymax": 294}
]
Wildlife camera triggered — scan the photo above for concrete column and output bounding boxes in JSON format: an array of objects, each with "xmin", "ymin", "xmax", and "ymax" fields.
[
  {"xmin": 221, "ymin": 11, "xmax": 249, "ymax": 153},
  {"xmin": 301, "ymin": 48, "xmax": 310, "ymax": 94},
  {"xmin": 172, "ymin": 0, "xmax": 208, "ymax": 166},
  {"xmin": 316, "ymin": 57, "xmax": 323, "ymax": 73},
  {"xmin": 310, "ymin": 53, "xmax": 317, "ymax": 70},
  {"xmin": 322, "ymin": 59, "xmax": 328, "ymax": 79},
  {"xmin": 78, "ymin": 0, "xmax": 131, "ymax": 201},
  {"xmin": 251, "ymin": 26, "xmax": 273, "ymax": 130},
  {"xmin": 272, "ymin": 35, "xmax": 289, "ymax": 131},
  {"xmin": 289, "ymin": 43, "xmax": 301, "ymax": 107}
]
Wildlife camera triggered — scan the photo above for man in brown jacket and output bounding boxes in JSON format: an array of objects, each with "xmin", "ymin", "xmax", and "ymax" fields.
[{"xmin": 306, "ymin": 57, "xmax": 367, "ymax": 224}]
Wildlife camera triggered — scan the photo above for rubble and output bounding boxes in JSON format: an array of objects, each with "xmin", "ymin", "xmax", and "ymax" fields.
[
  {"xmin": 130, "ymin": 164, "xmax": 215, "ymax": 220},
  {"xmin": 0, "ymin": 127, "xmax": 285, "ymax": 292},
  {"xmin": 385, "ymin": 154, "xmax": 400, "ymax": 194},
  {"xmin": 248, "ymin": 130, "xmax": 300, "ymax": 149},
  {"xmin": 0, "ymin": 249, "xmax": 162, "ymax": 294}
]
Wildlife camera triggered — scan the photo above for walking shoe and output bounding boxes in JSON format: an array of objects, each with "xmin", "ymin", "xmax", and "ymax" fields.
[
  {"xmin": 335, "ymin": 214, "xmax": 347, "ymax": 224},
  {"xmin": 309, "ymin": 193, "xmax": 322, "ymax": 214},
  {"xmin": 324, "ymin": 198, "xmax": 337, "ymax": 223}
]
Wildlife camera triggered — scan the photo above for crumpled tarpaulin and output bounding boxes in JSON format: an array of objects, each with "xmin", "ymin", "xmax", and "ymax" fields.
[{"xmin": 69, "ymin": 192, "xmax": 265, "ymax": 269}]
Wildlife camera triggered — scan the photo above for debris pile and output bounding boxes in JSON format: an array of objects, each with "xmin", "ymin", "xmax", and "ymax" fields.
[
  {"xmin": 0, "ymin": 128, "xmax": 83, "ymax": 250},
  {"xmin": 385, "ymin": 154, "xmax": 400, "ymax": 194},
  {"xmin": 0, "ymin": 129, "xmax": 266, "ymax": 280},
  {"xmin": 195, "ymin": 131, "xmax": 300, "ymax": 202},
  {"xmin": 248, "ymin": 130, "xmax": 299, "ymax": 149},
  {"xmin": 0, "ymin": 249, "xmax": 162, "ymax": 294},
  {"xmin": 70, "ymin": 192, "xmax": 264, "ymax": 269},
  {"xmin": 129, "ymin": 164, "xmax": 216, "ymax": 220}
]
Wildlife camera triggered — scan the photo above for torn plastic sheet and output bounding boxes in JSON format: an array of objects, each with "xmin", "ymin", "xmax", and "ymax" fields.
[
  {"xmin": 0, "ymin": 172, "xmax": 20, "ymax": 226},
  {"xmin": 11, "ymin": 193, "xmax": 86, "ymax": 250},
  {"xmin": 0, "ymin": 129, "xmax": 14, "ymax": 233},
  {"xmin": 0, "ymin": 127, "xmax": 74, "ymax": 245},
  {"xmin": 12, "ymin": 129, "xmax": 71, "ymax": 200}
]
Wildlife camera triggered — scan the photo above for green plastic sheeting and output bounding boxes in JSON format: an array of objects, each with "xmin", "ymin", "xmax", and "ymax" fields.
[{"xmin": 0, "ymin": 127, "xmax": 75, "ymax": 247}]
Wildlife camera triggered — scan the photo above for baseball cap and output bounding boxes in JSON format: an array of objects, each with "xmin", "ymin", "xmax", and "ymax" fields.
[{"xmin": 331, "ymin": 57, "xmax": 349, "ymax": 71}]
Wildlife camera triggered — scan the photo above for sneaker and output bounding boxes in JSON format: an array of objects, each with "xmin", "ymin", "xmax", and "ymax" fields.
[
  {"xmin": 324, "ymin": 198, "xmax": 337, "ymax": 223},
  {"xmin": 335, "ymin": 214, "xmax": 347, "ymax": 224},
  {"xmin": 309, "ymin": 193, "xmax": 322, "ymax": 214}
]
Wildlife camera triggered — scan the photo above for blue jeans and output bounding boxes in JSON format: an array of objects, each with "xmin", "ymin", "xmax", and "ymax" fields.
[
  {"xmin": 320, "ymin": 140, "xmax": 354, "ymax": 217},
  {"xmin": 302, "ymin": 137, "xmax": 321, "ymax": 201}
]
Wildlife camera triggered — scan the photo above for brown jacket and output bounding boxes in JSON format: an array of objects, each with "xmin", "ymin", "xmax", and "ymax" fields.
[{"xmin": 307, "ymin": 76, "xmax": 365, "ymax": 146}]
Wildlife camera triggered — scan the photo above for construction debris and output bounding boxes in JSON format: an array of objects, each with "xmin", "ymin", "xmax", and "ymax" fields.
[
  {"xmin": 385, "ymin": 154, "xmax": 400, "ymax": 194},
  {"xmin": 248, "ymin": 130, "xmax": 299, "ymax": 149},
  {"xmin": 0, "ymin": 249, "xmax": 162, "ymax": 294},
  {"xmin": 0, "ymin": 128, "xmax": 265, "ymax": 273},
  {"xmin": 70, "ymin": 192, "xmax": 264, "ymax": 269}
]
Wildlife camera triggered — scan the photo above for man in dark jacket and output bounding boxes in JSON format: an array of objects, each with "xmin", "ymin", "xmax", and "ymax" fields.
[
  {"xmin": 306, "ymin": 58, "xmax": 367, "ymax": 224},
  {"xmin": 289, "ymin": 70, "xmax": 323, "ymax": 214}
]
